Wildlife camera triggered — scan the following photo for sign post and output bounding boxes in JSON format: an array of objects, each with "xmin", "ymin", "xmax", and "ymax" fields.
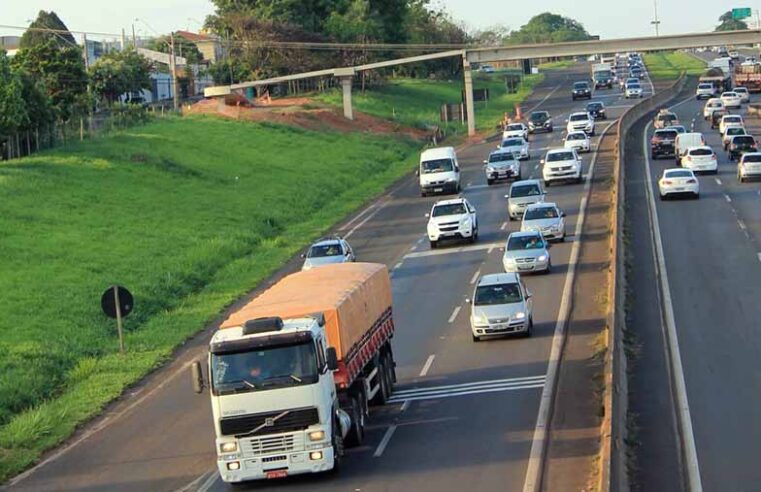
[{"xmin": 101, "ymin": 285, "xmax": 134, "ymax": 354}]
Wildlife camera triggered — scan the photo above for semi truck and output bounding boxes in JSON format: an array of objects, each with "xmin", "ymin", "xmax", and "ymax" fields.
[
  {"xmin": 698, "ymin": 67, "xmax": 733, "ymax": 94},
  {"xmin": 191, "ymin": 262, "xmax": 396, "ymax": 484},
  {"xmin": 591, "ymin": 62, "xmax": 614, "ymax": 89},
  {"xmin": 735, "ymin": 63, "xmax": 761, "ymax": 93}
]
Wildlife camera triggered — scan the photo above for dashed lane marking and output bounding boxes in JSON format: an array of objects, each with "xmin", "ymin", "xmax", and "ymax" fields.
[
  {"xmin": 373, "ymin": 425, "xmax": 398, "ymax": 458},
  {"xmin": 738, "ymin": 220, "xmax": 747, "ymax": 231},
  {"xmin": 419, "ymin": 355, "xmax": 436, "ymax": 377},
  {"xmin": 470, "ymin": 269, "xmax": 481, "ymax": 284},
  {"xmin": 500, "ymin": 222, "xmax": 508, "ymax": 231},
  {"xmin": 725, "ymin": 194, "xmax": 732, "ymax": 203},
  {"xmin": 404, "ymin": 241, "xmax": 502, "ymax": 259},
  {"xmin": 448, "ymin": 306, "xmax": 462, "ymax": 323},
  {"xmin": 715, "ymin": 177, "xmax": 722, "ymax": 185}
]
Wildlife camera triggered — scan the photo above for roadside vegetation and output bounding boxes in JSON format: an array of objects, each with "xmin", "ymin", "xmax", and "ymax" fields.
[
  {"xmin": 538, "ymin": 59, "xmax": 576, "ymax": 70},
  {"xmin": 0, "ymin": 116, "xmax": 420, "ymax": 481},
  {"xmin": 644, "ymin": 52, "xmax": 706, "ymax": 81}
]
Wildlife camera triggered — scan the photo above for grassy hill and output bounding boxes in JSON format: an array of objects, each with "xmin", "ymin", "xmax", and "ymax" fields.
[{"xmin": 644, "ymin": 51, "xmax": 706, "ymax": 80}]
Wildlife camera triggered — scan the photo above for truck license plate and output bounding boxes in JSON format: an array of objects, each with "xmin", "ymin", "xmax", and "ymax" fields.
[{"xmin": 266, "ymin": 470, "xmax": 288, "ymax": 479}]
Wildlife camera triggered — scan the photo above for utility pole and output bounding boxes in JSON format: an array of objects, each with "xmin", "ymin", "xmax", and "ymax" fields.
[
  {"xmin": 651, "ymin": 0, "xmax": 661, "ymax": 36},
  {"xmin": 121, "ymin": 28, "xmax": 126, "ymax": 51},
  {"xmin": 170, "ymin": 32, "xmax": 179, "ymax": 111},
  {"xmin": 82, "ymin": 33, "xmax": 89, "ymax": 70},
  {"xmin": 132, "ymin": 23, "xmax": 137, "ymax": 48}
]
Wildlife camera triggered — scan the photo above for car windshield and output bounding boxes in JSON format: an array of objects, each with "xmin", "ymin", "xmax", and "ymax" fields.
[
  {"xmin": 524, "ymin": 207, "xmax": 559, "ymax": 220},
  {"xmin": 655, "ymin": 130, "xmax": 678, "ymax": 139},
  {"xmin": 725, "ymin": 116, "xmax": 742, "ymax": 123},
  {"xmin": 722, "ymin": 93, "xmax": 737, "ymax": 97},
  {"xmin": 489, "ymin": 153, "xmax": 514, "ymax": 163},
  {"xmin": 629, "ymin": 84, "xmax": 641, "ymax": 89},
  {"xmin": 690, "ymin": 148, "xmax": 713, "ymax": 156},
  {"xmin": 668, "ymin": 126, "xmax": 686, "ymax": 133},
  {"xmin": 734, "ymin": 136, "xmax": 755, "ymax": 144},
  {"xmin": 421, "ymin": 158, "xmax": 454, "ymax": 174},
  {"xmin": 308, "ymin": 243, "xmax": 342, "ymax": 258},
  {"xmin": 570, "ymin": 114, "xmax": 588, "ymax": 121},
  {"xmin": 727, "ymin": 128, "xmax": 746, "ymax": 135},
  {"xmin": 511, "ymin": 184, "xmax": 542, "ymax": 198},
  {"xmin": 547, "ymin": 151, "xmax": 575, "ymax": 162},
  {"xmin": 502, "ymin": 138, "xmax": 524, "ymax": 147},
  {"xmin": 587, "ymin": 103, "xmax": 603, "ymax": 110},
  {"xmin": 211, "ymin": 342, "xmax": 318, "ymax": 394},
  {"xmin": 507, "ymin": 235, "xmax": 546, "ymax": 250},
  {"xmin": 506, "ymin": 124, "xmax": 523, "ymax": 131},
  {"xmin": 664, "ymin": 170, "xmax": 693, "ymax": 178},
  {"xmin": 432, "ymin": 203, "xmax": 467, "ymax": 216},
  {"xmin": 709, "ymin": 102, "xmax": 722, "ymax": 107},
  {"xmin": 530, "ymin": 112, "xmax": 548, "ymax": 122},
  {"xmin": 567, "ymin": 133, "xmax": 585, "ymax": 141},
  {"xmin": 474, "ymin": 283, "xmax": 522, "ymax": 305},
  {"xmin": 744, "ymin": 154, "xmax": 761, "ymax": 162},
  {"xmin": 658, "ymin": 114, "xmax": 677, "ymax": 122},
  {"xmin": 736, "ymin": 88, "xmax": 748, "ymax": 93},
  {"xmin": 574, "ymin": 82, "xmax": 588, "ymax": 89},
  {"xmin": 698, "ymin": 84, "xmax": 713, "ymax": 89}
]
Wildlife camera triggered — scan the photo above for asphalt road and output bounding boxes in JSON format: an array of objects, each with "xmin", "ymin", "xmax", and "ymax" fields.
[
  {"xmin": 6, "ymin": 65, "xmax": 647, "ymax": 492},
  {"xmin": 627, "ymin": 73, "xmax": 761, "ymax": 491}
]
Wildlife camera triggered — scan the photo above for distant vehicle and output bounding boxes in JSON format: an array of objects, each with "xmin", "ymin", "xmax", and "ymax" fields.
[
  {"xmin": 735, "ymin": 62, "xmax": 761, "ymax": 92},
  {"xmin": 719, "ymin": 114, "xmax": 744, "ymax": 135},
  {"xmin": 729, "ymin": 50, "xmax": 740, "ymax": 60},
  {"xmin": 426, "ymin": 197, "xmax": 478, "ymax": 248},
  {"xmin": 650, "ymin": 128, "xmax": 679, "ymax": 159},
  {"xmin": 674, "ymin": 132, "xmax": 705, "ymax": 164},
  {"xmin": 571, "ymin": 81, "xmax": 592, "ymax": 100},
  {"xmin": 654, "ymin": 109, "xmax": 679, "ymax": 129},
  {"xmin": 564, "ymin": 131, "xmax": 591, "ymax": 153},
  {"xmin": 710, "ymin": 109, "xmax": 729, "ymax": 129},
  {"xmin": 727, "ymin": 135, "xmax": 758, "ymax": 161},
  {"xmin": 418, "ymin": 146, "xmax": 460, "ymax": 196},
  {"xmin": 695, "ymin": 82, "xmax": 717, "ymax": 100},
  {"xmin": 468, "ymin": 272, "xmax": 534, "ymax": 341},
  {"xmin": 528, "ymin": 111, "xmax": 553, "ymax": 133},
  {"xmin": 666, "ymin": 125, "xmax": 686, "ymax": 134},
  {"xmin": 499, "ymin": 137, "xmax": 530, "ymax": 160},
  {"xmin": 722, "ymin": 126, "xmax": 746, "ymax": 149},
  {"xmin": 301, "ymin": 236, "xmax": 355, "ymax": 270},
  {"xmin": 720, "ymin": 91, "xmax": 742, "ymax": 109},
  {"xmin": 586, "ymin": 101, "xmax": 607, "ymax": 120},
  {"xmin": 502, "ymin": 123, "xmax": 529, "ymax": 141},
  {"xmin": 625, "ymin": 83, "xmax": 643, "ymax": 98},
  {"xmin": 520, "ymin": 202, "xmax": 566, "ymax": 241},
  {"xmin": 700, "ymin": 66, "xmax": 732, "ymax": 94},
  {"xmin": 629, "ymin": 66, "xmax": 644, "ymax": 79},
  {"xmin": 592, "ymin": 62, "xmax": 614, "ymax": 89},
  {"xmin": 484, "ymin": 150, "xmax": 522, "ymax": 184},
  {"xmin": 502, "ymin": 231, "xmax": 551, "ymax": 274},
  {"xmin": 702, "ymin": 98, "xmax": 725, "ymax": 119},
  {"xmin": 733, "ymin": 86, "xmax": 750, "ymax": 103},
  {"xmin": 737, "ymin": 152, "xmax": 761, "ymax": 182},
  {"xmin": 480, "ymin": 64, "xmax": 495, "ymax": 73},
  {"xmin": 566, "ymin": 112, "xmax": 595, "ymax": 135},
  {"xmin": 658, "ymin": 168, "xmax": 700, "ymax": 200},
  {"xmin": 681, "ymin": 146, "xmax": 718, "ymax": 174},
  {"xmin": 541, "ymin": 148, "xmax": 583, "ymax": 186},
  {"xmin": 506, "ymin": 179, "xmax": 545, "ymax": 221}
]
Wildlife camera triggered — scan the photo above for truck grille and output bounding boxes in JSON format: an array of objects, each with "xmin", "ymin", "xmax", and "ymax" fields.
[
  {"xmin": 241, "ymin": 433, "xmax": 303, "ymax": 457},
  {"xmin": 220, "ymin": 407, "xmax": 319, "ymax": 437}
]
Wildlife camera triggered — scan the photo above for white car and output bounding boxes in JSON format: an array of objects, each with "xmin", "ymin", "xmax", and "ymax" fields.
[
  {"xmin": 484, "ymin": 150, "xmax": 522, "ymax": 184},
  {"xmin": 719, "ymin": 114, "xmax": 744, "ymax": 135},
  {"xmin": 542, "ymin": 148, "xmax": 583, "ymax": 186},
  {"xmin": 738, "ymin": 152, "xmax": 761, "ymax": 182},
  {"xmin": 426, "ymin": 197, "xmax": 478, "ymax": 248},
  {"xmin": 720, "ymin": 91, "xmax": 742, "ymax": 109},
  {"xmin": 468, "ymin": 273, "xmax": 533, "ymax": 341},
  {"xmin": 564, "ymin": 131, "xmax": 591, "ymax": 152},
  {"xmin": 503, "ymin": 123, "xmax": 529, "ymax": 141},
  {"xmin": 696, "ymin": 83, "xmax": 716, "ymax": 99},
  {"xmin": 681, "ymin": 146, "xmax": 718, "ymax": 174},
  {"xmin": 722, "ymin": 126, "xmax": 747, "ymax": 149},
  {"xmin": 499, "ymin": 136, "xmax": 530, "ymax": 160},
  {"xmin": 734, "ymin": 86, "xmax": 750, "ymax": 103},
  {"xmin": 658, "ymin": 168, "xmax": 700, "ymax": 200},
  {"xmin": 625, "ymin": 83, "xmax": 643, "ymax": 98},
  {"xmin": 566, "ymin": 112, "xmax": 595, "ymax": 135},
  {"xmin": 502, "ymin": 231, "xmax": 551, "ymax": 273},
  {"xmin": 703, "ymin": 98, "xmax": 724, "ymax": 119},
  {"xmin": 520, "ymin": 202, "xmax": 566, "ymax": 241},
  {"xmin": 301, "ymin": 236, "xmax": 355, "ymax": 270},
  {"xmin": 506, "ymin": 179, "xmax": 546, "ymax": 221}
]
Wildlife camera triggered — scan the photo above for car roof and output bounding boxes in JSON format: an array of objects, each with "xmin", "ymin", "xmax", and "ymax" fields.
[
  {"xmin": 432, "ymin": 197, "xmax": 467, "ymax": 206},
  {"xmin": 687, "ymin": 146, "xmax": 713, "ymax": 152},
  {"xmin": 664, "ymin": 168, "xmax": 695, "ymax": 175},
  {"xmin": 587, "ymin": 101, "xmax": 604, "ymax": 106},
  {"xmin": 677, "ymin": 132, "xmax": 703, "ymax": 138},
  {"xmin": 511, "ymin": 179, "xmax": 542, "ymax": 187},
  {"xmin": 547, "ymin": 148, "xmax": 575, "ymax": 155},
  {"xmin": 567, "ymin": 130, "xmax": 587, "ymax": 137},
  {"xmin": 312, "ymin": 237, "xmax": 343, "ymax": 247},
  {"xmin": 655, "ymin": 128, "xmax": 677, "ymax": 133},
  {"xmin": 722, "ymin": 114, "xmax": 742, "ymax": 119},
  {"xmin": 531, "ymin": 110, "xmax": 549, "ymax": 116},
  {"xmin": 570, "ymin": 111, "xmax": 589, "ymax": 117},
  {"xmin": 478, "ymin": 272, "xmax": 520, "ymax": 286},
  {"xmin": 525, "ymin": 201, "xmax": 558, "ymax": 211},
  {"xmin": 490, "ymin": 149, "xmax": 517, "ymax": 156},
  {"xmin": 508, "ymin": 230, "xmax": 543, "ymax": 239},
  {"xmin": 506, "ymin": 123, "xmax": 525, "ymax": 128}
]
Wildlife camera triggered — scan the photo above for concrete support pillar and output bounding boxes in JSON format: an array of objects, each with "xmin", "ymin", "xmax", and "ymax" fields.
[
  {"xmin": 340, "ymin": 76, "xmax": 353, "ymax": 120},
  {"xmin": 463, "ymin": 57, "xmax": 476, "ymax": 136}
]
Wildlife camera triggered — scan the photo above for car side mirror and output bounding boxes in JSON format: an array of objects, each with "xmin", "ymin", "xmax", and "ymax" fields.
[
  {"xmin": 483, "ymin": 159, "xmax": 488, "ymax": 164},
  {"xmin": 497, "ymin": 145, "xmax": 501, "ymax": 150},
  {"xmin": 300, "ymin": 253, "xmax": 306, "ymax": 259},
  {"xmin": 526, "ymin": 291, "xmax": 533, "ymax": 299},
  {"xmin": 561, "ymin": 211, "xmax": 567, "ymax": 217},
  {"xmin": 191, "ymin": 360, "xmax": 205, "ymax": 394},
  {"xmin": 326, "ymin": 347, "xmax": 339, "ymax": 371},
  {"xmin": 425, "ymin": 212, "xmax": 430, "ymax": 218},
  {"xmin": 415, "ymin": 169, "xmax": 420, "ymax": 176},
  {"xmin": 504, "ymin": 194, "xmax": 510, "ymax": 199},
  {"xmin": 465, "ymin": 298, "xmax": 472, "ymax": 304},
  {"xmin": 540, "ymin": 159, "xmax": 545, "ymax": 165}
]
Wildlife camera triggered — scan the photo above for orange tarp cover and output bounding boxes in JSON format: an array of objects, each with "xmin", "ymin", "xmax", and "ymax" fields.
[{"xmin": 220, "ymin": 263, "xmax": 392, "ymax": 360}]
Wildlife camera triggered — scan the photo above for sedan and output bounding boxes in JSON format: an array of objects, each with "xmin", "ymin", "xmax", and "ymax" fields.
[
  {"xmin": 499, "ymin": 137, "xmax": 530, "ymax": 160},
  {"xmin": 720, "ymin": 91, "xmax": 742, "ymax": 109},
  {"xmin": 719, "ymin": 114, "xmax": 744, "ymax": 135},
  {"xmin": 520, "ymin": 202, "xmax": 566, "ymax": 241},
  {"xmin": 502, "ymin": 231, "xmax": 551, "ymax": 273},
  {"xmin": 734, "ymin": 86, "xmax": 750, "ymax": 104},
  {"xmin": 681, "ymin": 146, "xmax": 718, "ymax": 174},
  {"xmin": 503, "ymin": 123, "xmax": 529, "ymax": 141},
  {"xmin": 484, "ymin": 150, "xmax": 522, "ymax": 184},
  {"xmin": 564, "ymin": 131, "xmax": 591, "ymax": 153},
  {"xmin": 703, "ymin": 98, "xmax": 724, "ymax": 120},
  {"xmin": 625, "ymin": 83, "xmax": 643, "ymax": 98},
  {"xmin": 658, "ymin": 168, "xmax": 700, "ymax": 200},
  {"xmin": 738, "ymin": 152, "xmax": 761, "ymax": 182},
  {"xmin": 722, "ymin": 126, "xmax": 746, "ymax": 149}
]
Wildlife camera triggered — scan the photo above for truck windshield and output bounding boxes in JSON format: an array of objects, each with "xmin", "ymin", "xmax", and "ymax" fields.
[
  {"xmin": 421, "ymin": 158, "xmax": 454, "ymax": 174},
  {"xmin": 211, "ymin": 342, "xmax": 319, "ymax": 395}
]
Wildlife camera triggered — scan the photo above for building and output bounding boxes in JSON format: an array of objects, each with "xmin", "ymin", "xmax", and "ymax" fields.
[{"xmin": 176, "ymin": 31, "xmax": 223, "ymax": 62}]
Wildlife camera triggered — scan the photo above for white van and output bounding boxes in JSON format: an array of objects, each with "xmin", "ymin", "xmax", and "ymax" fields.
[
  {"xmin": 418, "ymin": 147, "xmax": 461, "ymax": 196},
  {"xmin": 674, "ymin": 132, "xmax": 705, "ymax": 165}
]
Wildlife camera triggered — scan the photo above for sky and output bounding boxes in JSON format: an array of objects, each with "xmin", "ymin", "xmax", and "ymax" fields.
[{"xmin": 1, "ymin": 0, "xmax": 752, "ymax": 42}]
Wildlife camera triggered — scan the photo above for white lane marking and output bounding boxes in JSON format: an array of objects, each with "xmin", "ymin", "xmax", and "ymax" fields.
[
  {"xmin": 400, "ymin": 400, "xmax": 410, "ymax": 412},
  {"xmin": 465, "ymin": 184, "xmax": 490, "ymax": 191},
  {"xmin": 388, "ymin": 379, "xmax": 545, "ymax": 404},
  {"xmin": 340, "ymin": 201, "xmax": 381, "ymax": 231},
  {"xmin": 410, "ymin": 245, "xmax": 417, "ymax": 251},
  {"xmin": 373, "ymin": 424, "xmax": 398, "ymax": 458},
  {"xmin": 500, "ymin": 221, "xmax": 508, "ymax": 231},
  {"xmin": 757, "ymin": 253, "xmax": 761, "ymax": 263},
  {"xmin": 643, "ymin": 121, "xmax": 703, "ymax": 492},
  {"xmin": 404, "ymin": 241, "xmax": 502, "ymax": 259},
  {"xmin": 196, "ymin": 468, "xmax": 221, "ymax": 492},
  {"xmin": 419, "ymin": 355, "xmax": 436, "ymax": 377},
  {"xmin": 179, "ymin": 469, "xmax": 216, "ymax": 492},
  {"xmin": 470, "ymin": 269, "xmax": 481, "ymax": 284},
  {"xmin": 715, "ymin": 177, "xmax": 723, "ymax": 185},
  {"xmin": 487, "ymin": 243, "xmax": 496, "ymax": 254},
  {"xmin": 393, "ymin": 375, "xmax": 546, "ymax": 398},
  {"xmin": 525, "ymin": 84, "xmax": 562, "ymax": 114},
  {"xmin": 417, "ymin": 237, "xmax": 425, "ymax": 244},
  {"xmin": 738, "ymin": 219, "xmax": 747, "ymax": 231},
  {"xmin": 523, "ymin": 119, "xmax": 616, "ymax": 492},
  {"xmin": 725, "ymin": 194, "xmax": 732, "ymax": 203},
  {"xmin": 343, "ymin": 200, "xmax": 388, "ymax": 239},
  {"xmin": 394, "ymin": 261, "xmax": 403, "ymax": 270},
  {"xmin": 448, "ymin": 306, "xmax": 462, "ymax": 323}
]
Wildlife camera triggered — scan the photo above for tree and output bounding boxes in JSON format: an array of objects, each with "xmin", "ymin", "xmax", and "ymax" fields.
[
  {"xmin": 147, "ymin": 35, "xmax": 204, "ymax": 65},
  {"xmin": 15, "ymin": 70, "xmax": 54, "ymax": 132},
  {"xmin": 715, "ymin": 11, "xmax": 749, "ymax": 32},
  {"xmin": 89, "ymin": 50, "xmax": 153, "ymax": 105},
  {"xmin": 0, "ymin": 52, "xmax": 29, "ymax": 139},
  {"xmin": 20, "ymin": 11, "xmax": 77, "ymax": 50},
  {"xmin": 507, "ymin": 13, "xmax": 591, "ymax": 44}
]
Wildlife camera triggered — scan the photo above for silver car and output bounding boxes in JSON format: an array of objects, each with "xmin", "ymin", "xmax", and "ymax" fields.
[
  {"xmin": 502, "ymin": 231, "xmax": 551, "ymax": 273},
  {"xmin": 506, "ymin": 179, "xmax": 545, "ymax": 221},
  {"xmin": 484, "ymin": 150, "xmax": 521, "ymax": 184},
  {"xmin": 520, "ymin": 202, "xmax": 566, "ymax": 241},
  {"xmin": 301, "ymin": 236, "xmax": 355, "ymax": 270},
  {"xmin": 499, "ymin": 137, "xmax": 530, "ymax": 160},
  {"xmin": 468, "ymin": 272, "xmax": 534, "ymax": 341}
]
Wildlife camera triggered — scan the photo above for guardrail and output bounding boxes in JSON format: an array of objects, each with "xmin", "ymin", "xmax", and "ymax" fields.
[{"xmin": 600, "ymin": 72, "xmax": 689, "ymax": 492}]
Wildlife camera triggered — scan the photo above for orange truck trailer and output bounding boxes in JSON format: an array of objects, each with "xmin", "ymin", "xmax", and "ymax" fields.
[{"xmin": 191, "ymin": 262, "xmax": 396, "ymax": 484}]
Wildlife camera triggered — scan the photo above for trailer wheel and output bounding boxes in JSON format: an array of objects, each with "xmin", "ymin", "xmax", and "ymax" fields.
[
  {"xmin": 371, "ymin": 358, "xmax": 391, "ymax": 406},
  {"xmin": 383, "ymin": 352, "xmax": 396, "ymax": 394}
]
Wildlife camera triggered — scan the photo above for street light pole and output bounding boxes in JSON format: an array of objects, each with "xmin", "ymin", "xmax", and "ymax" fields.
[
  {"xmin": 170, "ymin": 32, "xmax": 179, "ymax": 111},
  {"xmin": 651, "ymin": 0, "xmax": 661, "ymax": 36}
]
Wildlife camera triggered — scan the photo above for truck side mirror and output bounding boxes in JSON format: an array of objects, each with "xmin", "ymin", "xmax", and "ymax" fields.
[
  {"xmin": 415, "ymin": 169, "xmax": 420, "ymax": 176},
  {"xmin": 326, "ymin": 347, "xmax": 339, "ymax": 371},
  {"xmin": 191, "ymin": 360, "xmax": 205, "ymax": 394}
]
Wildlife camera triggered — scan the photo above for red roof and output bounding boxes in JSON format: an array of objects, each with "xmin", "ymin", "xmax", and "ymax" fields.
[{"xmin": 176, "ymin": 31, "xmax": 215, "ymax": 43}]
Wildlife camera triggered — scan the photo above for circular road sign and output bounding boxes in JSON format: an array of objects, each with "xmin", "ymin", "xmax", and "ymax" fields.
[{"xmin": 101, "ymin": 285, "xmax": 134, "ymax": 319}]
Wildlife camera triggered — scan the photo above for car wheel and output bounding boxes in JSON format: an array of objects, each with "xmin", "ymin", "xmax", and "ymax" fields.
[
  {"xmin": 739, "ymin": 174, "xmax": 745, "ymax": 183},
  {"xmin": 429, "ymin": 240, "xmax": 437, "ymax": 249},
  {"xmin": 659, "ymin": 192, "xmax": 666, "ymax": 201},
  {"xmin": 487, "ymin": 179, "xmax": 494, "ymax": 186},
  {"xmin": 468, "ymin": 230, "xmax": 476, "ymax": 244},
  {"xmin": 330, "ymin": 420, "xmax": 344, "ymax": 472},
  {"xmin": 549, "ymin": 127, "xmax": 554, "ymax": 132},
  {"xmin": 525, "ymin": 317, "xmax": 533, "ymax": 337},
  {"xmin": 420, "ymin": 191, "xmax": 427, "ymax": 197},
  {"xmin": 560, "ymin": 232, "xmax": 566, "ymax": 242},
  {"xmin": 545, "ymin": 259, "xmax": 552, "ymax": 274},
  {"xmin": 544, "ymin": 180, "xmax": 551, "ymax": 187},
  {"xmin": 508, "ymin": 214, "xmax": 514, "ymax": 222},
  {"xmin": 472, "ymin": 334, "xmax": 481, "ymax": 342}
]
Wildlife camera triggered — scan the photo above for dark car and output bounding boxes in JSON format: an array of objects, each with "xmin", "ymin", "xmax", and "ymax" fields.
[
  {"xmin": 571, "ymin": 81, "xmax": 592, "ymax": 101},
  {"xmin": 630, "ymin": 67, "xmax": 643, "ymax": 79},
  {"xmin": 528, "ymin": 111, "xmax": 553, "ymax": 133},
  {"xmin": 710, "ymin": 109, "xmax": 728, "ymax": 129},
  {"xmin": 586, "ymin": 101, "xmax": 607, "ymax": 120},
  {"xmin": 650, "ymin": 129, "xmax": 679, "ymax": 159},
  {"xmin": 728, "ymin": 135, "xmax": 758, "ymax": 161}
]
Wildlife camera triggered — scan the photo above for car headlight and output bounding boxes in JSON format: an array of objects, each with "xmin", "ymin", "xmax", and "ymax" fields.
[
  {"xmin": 220, "ymin": 442, "xmax": 238, "ymax": 453},
  {"xmin": 504, "ymin": 256, "xmax": 516, "ymax": 263},
  {"xmin": 308, "ymin": 430, "xmax": 326, "ymax": 442},
  {"xmin": 446, "ymin": 177, "xmax": 457, "ymax": 183},
  {"xmin": 538, "ymin": 255, "xmax": 548, "ymax": 262},
  {"xmin": 461, "ymin": 217, "xmax": 472, "ymax": 227},
  {"xmin": 514, "ymin": 312, "xmax": 526, "ymax": 320},
  {"xmin": 486, "ymin": 166, "xmax": 495, "ymax": 172}
]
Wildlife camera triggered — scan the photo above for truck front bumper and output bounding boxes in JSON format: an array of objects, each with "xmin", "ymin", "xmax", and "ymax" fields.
[{"xmin": 218, "ymin": 446, "xmax": 335, "ymax": 483}]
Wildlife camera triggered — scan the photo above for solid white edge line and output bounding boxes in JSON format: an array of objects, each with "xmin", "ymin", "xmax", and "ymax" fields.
[
  {"xmin": 522, "ymin": 119, "xmax": 616, "ymax": 492},
  {"xmin": 448, "ymin": 306, "xmax": 462, "ymax": 323},
  {"xmin": 419, "ymin": 355, "xmax": 436, "ymax": 377},
  {"xmin": 643, "ymin": 121, "xmax": 703, "ymax": 492},
  {"xmin": 525, "ymin": 84, "xmax": 562, "ymax": 115},
  {"xmin": 373, "ymin": 424, "xmax": 398, "ymax": 458},
  {"xmin": 470, "ymin": 270, "xmax": 481, "ymax": 285},
  {"xmin": 343, "ymin": 200, "xmax": 388, "ymax": 239},
  {"xmin": 738, "ymin": 220, "xmax": 747, "ymax": 231}
]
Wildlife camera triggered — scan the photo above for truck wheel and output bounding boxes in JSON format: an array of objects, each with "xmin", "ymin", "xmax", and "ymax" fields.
[
  {"xmin": 345, "ymin": 397, "xmax": 364, "ymax": 447},
  {"xmin": 330, "ymin": 420, "xmax": 344, "ymax": 472}
]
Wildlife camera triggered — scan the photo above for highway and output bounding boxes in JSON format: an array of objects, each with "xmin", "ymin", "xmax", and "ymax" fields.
[
  {"xmin": 626, "ymin": 66, "xmax": 761, "ymax": 491},
  {"xmin": 7, "ymin": 65, "xmax": 646, "ymax": 492}
]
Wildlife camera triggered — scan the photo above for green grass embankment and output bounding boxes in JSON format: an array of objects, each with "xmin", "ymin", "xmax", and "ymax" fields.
[{"xmin": 644, "ymin": 51, "xmax": 706, "ymax": 80}]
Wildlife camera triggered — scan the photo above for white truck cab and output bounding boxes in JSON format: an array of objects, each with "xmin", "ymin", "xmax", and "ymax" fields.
[{"xmin": 418, "ymin": 147, "xmax": 461, "ymax": 197}]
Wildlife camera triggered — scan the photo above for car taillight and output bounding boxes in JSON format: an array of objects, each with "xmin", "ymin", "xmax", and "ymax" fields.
[
  {"xmin": 687, "ymin": 179, "xmax": 697, "ymax": 184},
  {"xmin": 711, "ymin": 155, "xmax": 717, "ymax": 160},
  {"xmin": 685, "ymin": 156, "xmax": 693, "ymax": 161},
  {"xmin": 663, "ymin": 180, "xmax": 673, "ymax": 185}
]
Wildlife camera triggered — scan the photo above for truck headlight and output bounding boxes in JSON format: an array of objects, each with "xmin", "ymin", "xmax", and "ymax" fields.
[
  {"xmin": 220, "ymin": 442, "xmax": 238, "ymax": 453},
  {"xmin": 226, "ymin": 461, "xmax": 240, "ymax": 471},
  {"xmin": 308, "ymin": 430, "xmax": 326, "ymax": 441}
]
